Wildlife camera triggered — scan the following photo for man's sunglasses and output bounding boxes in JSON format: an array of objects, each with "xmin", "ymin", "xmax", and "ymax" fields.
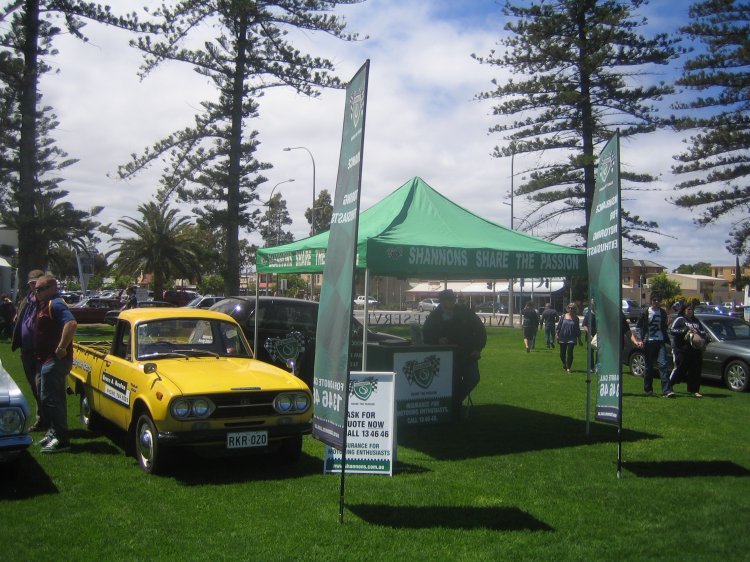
[{"xmin": 35, "ymin": 284, "xmax": 52, "ymax": 293}]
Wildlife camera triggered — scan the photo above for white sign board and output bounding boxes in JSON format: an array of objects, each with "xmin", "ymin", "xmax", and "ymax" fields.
[
  {"xmin": 393, "ymin": 350, "xmax": 453, "ymax": 425},
  {"xmin": 324, "ymin": 371, "xmax": 396, "ymax": 476}
]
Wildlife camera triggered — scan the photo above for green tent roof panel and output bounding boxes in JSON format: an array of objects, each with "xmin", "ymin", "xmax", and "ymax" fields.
[{"xmin": 257, "ymin": 177, "xmax": 586, "ymax": 278}]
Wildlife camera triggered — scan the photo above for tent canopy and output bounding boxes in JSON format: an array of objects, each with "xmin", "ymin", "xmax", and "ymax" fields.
[{"xmin": 257, "ymin": 177, "xmax": 586, "ymax": 279}]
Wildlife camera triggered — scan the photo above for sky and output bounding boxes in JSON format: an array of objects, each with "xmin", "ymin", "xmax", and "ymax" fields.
[{"xmin": 18, "ymin": 0, "xmax": 742, "ymax": 273}]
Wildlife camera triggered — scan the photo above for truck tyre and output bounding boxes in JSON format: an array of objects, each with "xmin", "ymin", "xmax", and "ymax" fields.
[
  {"xmin": 135, "ymin": 413, "xmax": 168, "ymax": 474},
  {"xmin": 79, "ymin": 394, "xmax": 101, "ymax": 432}
]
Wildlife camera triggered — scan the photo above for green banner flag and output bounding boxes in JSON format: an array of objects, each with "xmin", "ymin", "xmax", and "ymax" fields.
[
  {"xmin": 589, "ymin": 132, "xmax": 623, "ymax": 424},
  {"xmin": 312, "ymin": 61, "xmax": 370, "ymax": 450}
]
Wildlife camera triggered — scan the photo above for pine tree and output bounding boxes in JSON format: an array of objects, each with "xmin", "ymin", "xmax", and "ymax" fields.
[
  {"xmin": 118, "ymin": 0, "xmax": 362, "ymax": 295},
  {"xmin": 671, "ymin": 0, "xmax": 750, "ymax": 261},
  {"xmin": 0, "ymin": 1, "xmax": 155, "ymax": 286},
  {"xmin": 304, "ymin": 188, "xmax": 333, "ymax": 235},
  {"xmin": 260, "ymin": 192, "xmax": 294, "ymax": 247},
  {"xmin": 474, "ymin": 0, "xmax": 682, "ymax": 249}
]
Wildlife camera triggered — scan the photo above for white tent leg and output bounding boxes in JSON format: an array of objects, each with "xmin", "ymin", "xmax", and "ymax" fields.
[{"xmin": 361, "ymin": 268, "xmax": 370, "ymax": 369}]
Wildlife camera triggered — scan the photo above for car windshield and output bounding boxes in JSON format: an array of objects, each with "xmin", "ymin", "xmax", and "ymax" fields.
[
  {"xmin": 135, "ymin": 318, "xmax": 251, "ymax": 359},
  {"xmin": 701, "ymin": 317, "xmax": 750, "ymax": 341}
]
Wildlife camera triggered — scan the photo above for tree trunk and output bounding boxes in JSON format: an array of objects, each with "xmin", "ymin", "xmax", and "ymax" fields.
[
  {"xmin": 223, "ymin": 10, "xmax": 248, "ymax": 296},
  {"xmin": 17, "ymin": 0, "xmax": 43, "ymax": 289}
]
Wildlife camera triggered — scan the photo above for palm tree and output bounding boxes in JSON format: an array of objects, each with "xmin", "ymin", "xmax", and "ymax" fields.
[{"xmin": 108, "ymin": 201, "xmax": 201, "ymax": 299}]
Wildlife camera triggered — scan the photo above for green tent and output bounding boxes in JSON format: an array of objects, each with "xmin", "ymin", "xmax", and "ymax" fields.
[{"xmin": 256, "ymin": 177, "xmax": 586, "ymax": 279}]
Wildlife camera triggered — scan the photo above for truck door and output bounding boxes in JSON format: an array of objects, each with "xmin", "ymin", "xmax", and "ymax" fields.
[{"xmin": 95, "ymin": 320, "xmax": 134, "ymax": 429}]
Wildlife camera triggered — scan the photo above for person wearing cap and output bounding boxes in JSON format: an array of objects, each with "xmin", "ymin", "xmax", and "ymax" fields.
[
  {"xmin": 637, "ymin": 292, "xmax": 675, "ymax": 398},
  {"xmin": 34, "ymin": 275, "xmax": 77, "ymax": 453},
  {"xmin": 422, "ymin": 289, "xmax": 487, "ymax": 419},
  {"xmin": 11, "ymin": 269, "xmax": 47, "ymax": 431}
]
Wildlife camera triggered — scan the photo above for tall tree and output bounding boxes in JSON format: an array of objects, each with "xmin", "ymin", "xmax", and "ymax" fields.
[
  {"xmin": 118, "ymin": 0, "xmax": 362, "ymax": 296},
  {"xmin": 474, "ymin": 0, "xmax": 682, "ymax": 249},
  {"xmin": 671, "ymin": 0, "xmax": 750, "ymax": 262},
  {"xmin": 260, "ymin": 191, "xmax": 294, "ymax": 247},
  {"xmin": 108, "ymin": 201, "xmax": 202, "ymax": 300},
  {"xmin": 304, "ymin": 188, "xmax": 333, "ymax": 235},
  {"xmin": 0, "ymin": 1, "xmax": 155, "ymax": 286}
]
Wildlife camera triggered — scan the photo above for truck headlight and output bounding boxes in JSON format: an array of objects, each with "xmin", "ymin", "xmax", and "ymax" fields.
[
  {"xmin": 0, "ymin": 407, "xmax": 26, "ymax": 434},
  {"xmin": 170, "ymin": 397, "xmax": 215, "ymax": 420},
  {"xmin": 273, "ymin": 393, "xmax": 310, "ymax": 414}
]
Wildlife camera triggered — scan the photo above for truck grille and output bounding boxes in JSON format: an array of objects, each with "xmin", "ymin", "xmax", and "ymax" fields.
[{"xmin": 209, "ymin": 391, "xmax": 278, "ymax": 419}]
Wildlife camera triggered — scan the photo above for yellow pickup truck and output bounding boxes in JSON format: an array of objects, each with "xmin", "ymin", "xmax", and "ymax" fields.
[{"xmin": 67, "ymin": 308, "xmax": 312, "ymax": 474}]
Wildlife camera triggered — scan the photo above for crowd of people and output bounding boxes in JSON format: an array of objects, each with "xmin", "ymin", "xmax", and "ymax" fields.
[
  {"xmin": 10, "ymin": 270, "xmax": 78, "ymax": 453},
  {"xmin": 511, "ymin": 293, "xmax": 706, "ymax": 397}
]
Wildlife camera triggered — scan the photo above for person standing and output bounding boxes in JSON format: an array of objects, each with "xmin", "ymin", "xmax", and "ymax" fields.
[
  {"xmin": 0, "ymin": 294, "xmax": 16, "ymax": 340},
  {"xmin": 556, "ymin": 303, "xmax": 581, "ymax": 372},
  {"xmin": 521, "ymin": 301, "xmax": 540, "ymax": 352},
  {"xmin": 541, "ymin": 303, "xmax": 559, "ymax": 349},
  {"xmin": 582, "ymin": 308, "xmax": 597, "ymax": 372},
  {"xmin": 637, "ymin": 292, "xmax": 675, "ymax": 398},
  {"xmin": 10, "ymin": 269, "xmax": 46, "ymax": 431},
  {"xmin": 669, "ymin": 305, "xmax": 707, "ymax": 397},
  {"xmin": 121, "ymin": 286, "xmax": 138, "ymax": 310},
  {"xmin": 34, "ymin": 275, "xmax": 78, "ymax": 453},
  {"xmin": 423, "ymin": 289, "xmax": 487, "ymax": 418}
]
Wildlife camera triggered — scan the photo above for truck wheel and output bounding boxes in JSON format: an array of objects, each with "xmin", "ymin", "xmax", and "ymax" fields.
[
  {"xmin": 277, "ymin": 435, "xmax": 302, "ymax": 464},
  {"xmin": 135, "ymin": 413, "xmax": 167, "ymax": 474},
  {"xmin": 79, "ymin": 394, "xmax": 101, "ymax": 432}
]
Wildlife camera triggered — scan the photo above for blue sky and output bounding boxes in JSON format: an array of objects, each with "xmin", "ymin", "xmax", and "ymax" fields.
[{"xmin": 25, "ymin": 0, "xmax": 742, "ymax": 272}]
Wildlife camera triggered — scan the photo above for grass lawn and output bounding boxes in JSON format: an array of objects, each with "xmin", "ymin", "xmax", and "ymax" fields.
[{"xmin": 1, "ymin": 325, "xmax": 748, "ymax": 561}]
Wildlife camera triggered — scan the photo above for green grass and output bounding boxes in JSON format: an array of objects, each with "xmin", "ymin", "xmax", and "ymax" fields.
[{"xmin": 1, "ymin": 326, "xmax": 749, "ymax": 561}]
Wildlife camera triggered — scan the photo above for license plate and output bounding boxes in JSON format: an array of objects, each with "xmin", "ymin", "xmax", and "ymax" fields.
[{"xmin": 227, "ymin": 431, "xmax": 268, "ymax": 449}]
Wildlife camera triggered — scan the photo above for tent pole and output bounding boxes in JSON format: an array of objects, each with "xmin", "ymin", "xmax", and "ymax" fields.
[
  {"xmin": 362, "ymin": 268, "xmax": 370, "ymax": 369},
  {"xmin": 254, "ymin": 273, "xmax": 260, "ymax": 358}
]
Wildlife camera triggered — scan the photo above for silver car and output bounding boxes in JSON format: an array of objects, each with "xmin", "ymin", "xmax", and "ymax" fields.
[
  {"xmin": 0, "ymin": 363, "xmax": 32, "ymax": 464},
  {"xmin": 418, "ymin": 298, "xmax": 440, "ymax": 312},
  {"xmin": 626, "ymin": 314, "xmax": 750, "ymax": 392}
]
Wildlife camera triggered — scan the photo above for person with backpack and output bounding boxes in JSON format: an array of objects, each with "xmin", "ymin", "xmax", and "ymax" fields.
[{"xmin": 540, "ymin": 303, "xmax": 559, "ymax": 349}]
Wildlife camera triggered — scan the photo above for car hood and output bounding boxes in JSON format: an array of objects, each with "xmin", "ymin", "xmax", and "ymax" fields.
[{"xmin": 140, "ymin": 357, "xmax": 310, "ymax": 395}]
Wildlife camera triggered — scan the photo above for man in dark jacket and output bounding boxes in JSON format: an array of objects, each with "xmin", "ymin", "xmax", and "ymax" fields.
[
  {"xmin": 637, "ymin": 292, "xmax": 674, "ymax": 398},
  {"xmin": 423, "ymin": 289, "xmax": 487, "ymax": 418},
  {"xmin": 11, "ymin": 269, "xmax": 46, "ymax": 431}
]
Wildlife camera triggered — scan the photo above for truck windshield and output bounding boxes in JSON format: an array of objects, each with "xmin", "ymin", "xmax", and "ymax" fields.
[{"xmin": 136, "ymin": 319, "xmax": 251, "ymax": 359}]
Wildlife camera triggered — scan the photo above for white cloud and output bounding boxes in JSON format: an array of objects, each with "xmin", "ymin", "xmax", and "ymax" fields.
[{"xmin": 22, "ymin": 0, "xmax": 741, "ymax": 275}]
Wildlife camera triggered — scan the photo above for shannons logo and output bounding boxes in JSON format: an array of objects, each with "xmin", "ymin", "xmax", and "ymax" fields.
[
  {"xmin": 386, "ymin": 247, "xmax": 403, "ymax": 260},
  {"xmin": 264, "ymin": 331, "xmax": 305, "ymax": 363},
  {"xmin": 597, "ymin": 151, "xmax": 616, "ymax": 187},
  {"xmin": 403, "ymin": 355, "xmax": 441, "ymax": 389},
  {"xmin": 350, "ymin": 87, "xmax": 365, "ymax": 128},
  {"xmin": 350, "ymin": 377, "xmax": 378, "ymax": 401}
]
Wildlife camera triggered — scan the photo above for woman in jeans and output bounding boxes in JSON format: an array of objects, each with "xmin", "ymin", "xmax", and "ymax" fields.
[{"xmin": 556, "ymin": 303, "xmax": 581, "ymax": 372}]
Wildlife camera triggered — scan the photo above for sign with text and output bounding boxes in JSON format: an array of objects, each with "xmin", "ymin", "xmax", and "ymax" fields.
[
  {"xmin": 393, "ymin": 350, "xmax": 453, "ymax": 425},
  {"xmin": 313, "ymin": 61, "xmax": 370, "ymax": 450},
  {"xmin": 324, "ymin": 371, "xmax": 395, "ymax": 476},
  {"xmin": 589, "ymin": 132, "xmax": 623, "ymax": 424}
]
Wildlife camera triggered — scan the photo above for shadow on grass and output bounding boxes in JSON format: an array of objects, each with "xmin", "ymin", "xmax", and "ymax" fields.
[
  {"xmin": 347, "ymin": 504, "xmax": 553, "ymax": 531},
  {"xmin": 167, "ymin": 447, "xmax": 324, "ymax": 485},
  {"xmin": 623, "ymin": 460, "xmax": 750, "ymax": 478},
  {"xmin": 397, "ymin": 404, "xmax": 656, "ymax": 461},
  {"xmin": 0, "ymin": 451, "xmax": 58, "ymax": 501},
  {"xmin": 75, "ymin": 325, "xmax": 114, "ymax": 338}
]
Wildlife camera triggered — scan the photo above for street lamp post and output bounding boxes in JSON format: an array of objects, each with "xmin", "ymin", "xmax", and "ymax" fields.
[
  {"xmin": 266, "ymin": 178, "xmax": 294, "ymax": 295},
  {"xmin": 284, "ymin": 146, "xmax": 317, "ymax": 299}
]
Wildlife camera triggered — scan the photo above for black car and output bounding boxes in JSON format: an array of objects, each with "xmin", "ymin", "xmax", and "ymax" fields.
[
  {"xmin": 474, "ymin": 301, "xmax": 506, "ymax": 313},
  {"xmin": 624, "ymin": 313, "xmax": 750, "ymax": 392},
  {"xmin": 211, "ymin": 296, "xmax": 406, "ymax": 387}
]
